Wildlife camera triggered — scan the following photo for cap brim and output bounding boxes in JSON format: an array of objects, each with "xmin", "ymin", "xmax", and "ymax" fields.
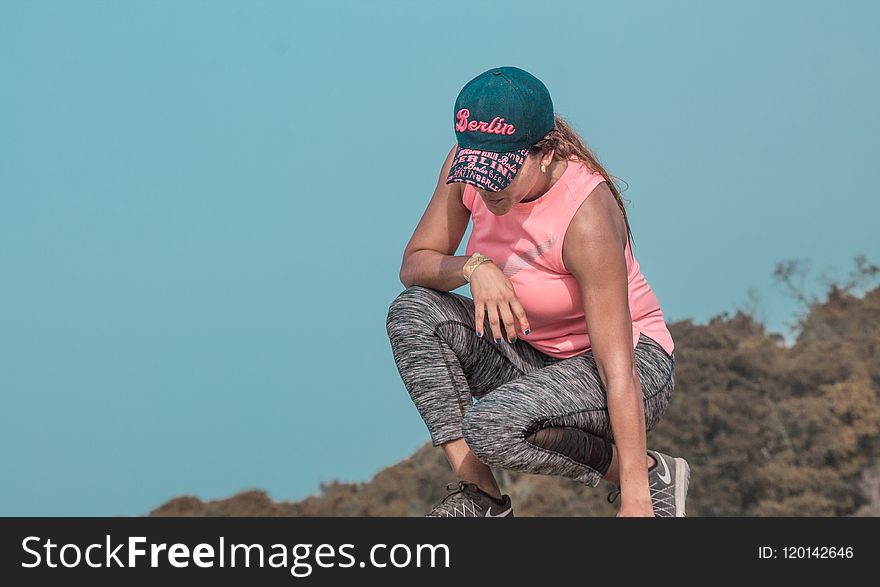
[{"xmin": 445, "ymin": 145, "xmax": 529, "ymax": 192}]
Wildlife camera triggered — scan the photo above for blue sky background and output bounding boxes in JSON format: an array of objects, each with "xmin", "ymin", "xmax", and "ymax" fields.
[{"xmin": 1, "ymin": 1, "xmax": 877, "ymax": 515}]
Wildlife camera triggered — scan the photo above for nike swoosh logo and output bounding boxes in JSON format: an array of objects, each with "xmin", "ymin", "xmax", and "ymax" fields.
[
  {"xmin": 485, "ymin": 506, "xmax": 512, "ymax": 517},
  {"xmin": 655, "ymin": 453, "xmax": 671, "ymax": 484}
]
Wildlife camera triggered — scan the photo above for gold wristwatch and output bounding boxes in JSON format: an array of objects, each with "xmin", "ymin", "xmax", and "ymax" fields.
[{"xmin": 463, "ymin": 252, "xmax": 493, "ymax": 283}]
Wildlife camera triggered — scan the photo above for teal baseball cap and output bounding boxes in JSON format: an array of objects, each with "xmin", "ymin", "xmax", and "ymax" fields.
[{"xmin": 445, "ymin": 66, "xmax": 555, "ymax": 192}]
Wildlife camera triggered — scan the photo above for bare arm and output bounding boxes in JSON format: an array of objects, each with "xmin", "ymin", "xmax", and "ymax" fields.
[
  {"xmin": 398, "ymin": 145, "xmax": 473, "ymax": 291},
  {"xmin": 563, "ymin": 182, "xmax": 653, "ymax": 513}
]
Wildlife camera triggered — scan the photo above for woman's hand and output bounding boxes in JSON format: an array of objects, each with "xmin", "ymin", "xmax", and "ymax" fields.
[{"xmin": 469, "ymin": 261, "xmax": 531, "ymax": 343}]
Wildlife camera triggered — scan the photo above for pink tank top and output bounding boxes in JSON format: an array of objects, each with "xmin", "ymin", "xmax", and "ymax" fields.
[{"xmin": 462, "ymin": 155, "xmax": 675, "ymax": 359}]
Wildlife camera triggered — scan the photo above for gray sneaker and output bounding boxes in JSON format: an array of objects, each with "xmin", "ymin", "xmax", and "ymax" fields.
[
  {"xmin": 424, "ymin": 481, "xmax": 514, "ymax": 517},
  {"xmin": 606, "ymin": 449, "xmax": 691, "ymax": 517}
]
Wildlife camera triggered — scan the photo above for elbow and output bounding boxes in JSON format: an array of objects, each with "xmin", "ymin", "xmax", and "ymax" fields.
[
  {"xmin": 399, "ymin": 249, "xmax": 423, "ymax": 289},
  {"xmin": 399, "ymin": 260, "xmax": 412, "ymax": 289}
]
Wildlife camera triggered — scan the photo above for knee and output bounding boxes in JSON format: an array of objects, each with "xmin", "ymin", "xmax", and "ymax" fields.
[
  {"xmin": 644, "ymin": 376, "xmax": 674, "ymax": 432},
  {"xmin": 385, "ymin": 286, "xmax": 439, "ymax": 333},
  {"xmin": 644, "ymin": 402, "xmax": 668, "ymax": 434}
]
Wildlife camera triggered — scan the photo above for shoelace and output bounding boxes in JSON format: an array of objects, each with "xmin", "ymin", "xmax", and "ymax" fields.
[
  {"xmin": 607, "ymin": 455, "xmax": 661, "ymax": 505},
  {"xmin": 427, "ymin": 481, "xmax": 472, "ymax": 514},
  {"xmin": 442, "ymin": 480, "xmax": 468, "ymax": 498},
  {"xmin": 607, "ymin": 487, "xmax": 621, "ymax": 504},
  {"xmin": 650, "ymin": 483, "xmax": 676, "ymax": 516},
  {"xmin": 607, "ymin": 482, "xmax": 678, "ymax": 516}
]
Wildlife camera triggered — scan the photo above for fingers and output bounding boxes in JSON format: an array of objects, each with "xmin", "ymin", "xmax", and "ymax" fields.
[
  {"xmin": 497, "ymin": 302, "xmax": 518, "ymax": 343},
  {"xmin": 474, "ymin": 299, "xmax": 486, "ymax": 338},
  {"xmin": 476, "ymin": 300, "xmax": 527, "ymax": 344},
  {"xmin": 486, "ymin": 304, "xmax": 503, "ymax": 344},
  {"xmin": 508, "ymin": 298, "xmax": 531, "ymax": 337}
]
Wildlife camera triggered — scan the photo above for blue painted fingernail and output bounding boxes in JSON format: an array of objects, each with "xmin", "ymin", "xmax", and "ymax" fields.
[
  {"xmin": 509, "ymin": 337, "xmax": 517, "ymax": 343},
  {"xmin": 495, "ymin": 337, "xmax": 502, "ymax": 344},
  {"xmin": 476, "ymin": 331, "xmax": 482, "ymax": 337},
  {"xmin": 524, "ymin": 328, "xmax": 530, "ymax": 335}
]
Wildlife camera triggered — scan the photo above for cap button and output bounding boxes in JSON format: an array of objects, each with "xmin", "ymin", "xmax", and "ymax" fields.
[{"xmin": 493, "ymin": 71, "xmax": 502, "ymax": 75}]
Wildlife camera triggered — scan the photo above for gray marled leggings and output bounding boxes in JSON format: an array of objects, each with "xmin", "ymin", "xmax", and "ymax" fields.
[{"xmin": 385, "ymin": 285, "xmax": 675, "ymax": 488}]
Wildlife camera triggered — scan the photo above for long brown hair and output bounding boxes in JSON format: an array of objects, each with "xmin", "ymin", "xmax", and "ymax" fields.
[{"xmin": 529, "ymin": 114, "xmax": 634, "ymax": 248}]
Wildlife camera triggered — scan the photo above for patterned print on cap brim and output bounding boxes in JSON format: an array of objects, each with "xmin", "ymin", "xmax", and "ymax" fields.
[{"xmin": 446, "ymin": 147, "xmax": 528, "ymax": 192}]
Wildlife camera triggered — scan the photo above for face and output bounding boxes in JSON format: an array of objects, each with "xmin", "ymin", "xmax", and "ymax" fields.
[{"xmin": 473, "ymin": 151, "xmax": 551, "ymax": 215}]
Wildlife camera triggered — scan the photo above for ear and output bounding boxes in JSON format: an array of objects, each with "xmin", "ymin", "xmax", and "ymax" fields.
[{"xmin": 541, "ymin": 148, "xmax": 556, "ymax": 168}]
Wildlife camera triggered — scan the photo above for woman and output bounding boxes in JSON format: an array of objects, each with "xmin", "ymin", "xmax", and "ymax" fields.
[{"xmin": 385, "ymin": 66, "xmax": 690, "ymax": 517}]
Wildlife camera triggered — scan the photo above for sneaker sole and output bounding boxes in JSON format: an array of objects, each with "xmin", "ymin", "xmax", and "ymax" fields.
[{"xmin": 674, "ymin": 458, "xmax": 690, "ymax": 517}]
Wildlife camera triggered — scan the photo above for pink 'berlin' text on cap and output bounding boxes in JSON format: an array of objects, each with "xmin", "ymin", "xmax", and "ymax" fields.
[{"xmin": 445, "ymin": 66, "xmax": 555, "ymax": 192}]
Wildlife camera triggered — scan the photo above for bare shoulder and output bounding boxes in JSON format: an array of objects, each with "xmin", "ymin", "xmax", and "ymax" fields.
[{"xmin": 562, "ymin": 181, "xmax": 628, "ymax": 272}]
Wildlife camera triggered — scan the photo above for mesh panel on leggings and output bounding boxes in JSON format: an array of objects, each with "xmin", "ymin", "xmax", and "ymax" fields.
[{"xmin": 525, "ymin": 427, "xmax": 613, "ymax": 475}]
